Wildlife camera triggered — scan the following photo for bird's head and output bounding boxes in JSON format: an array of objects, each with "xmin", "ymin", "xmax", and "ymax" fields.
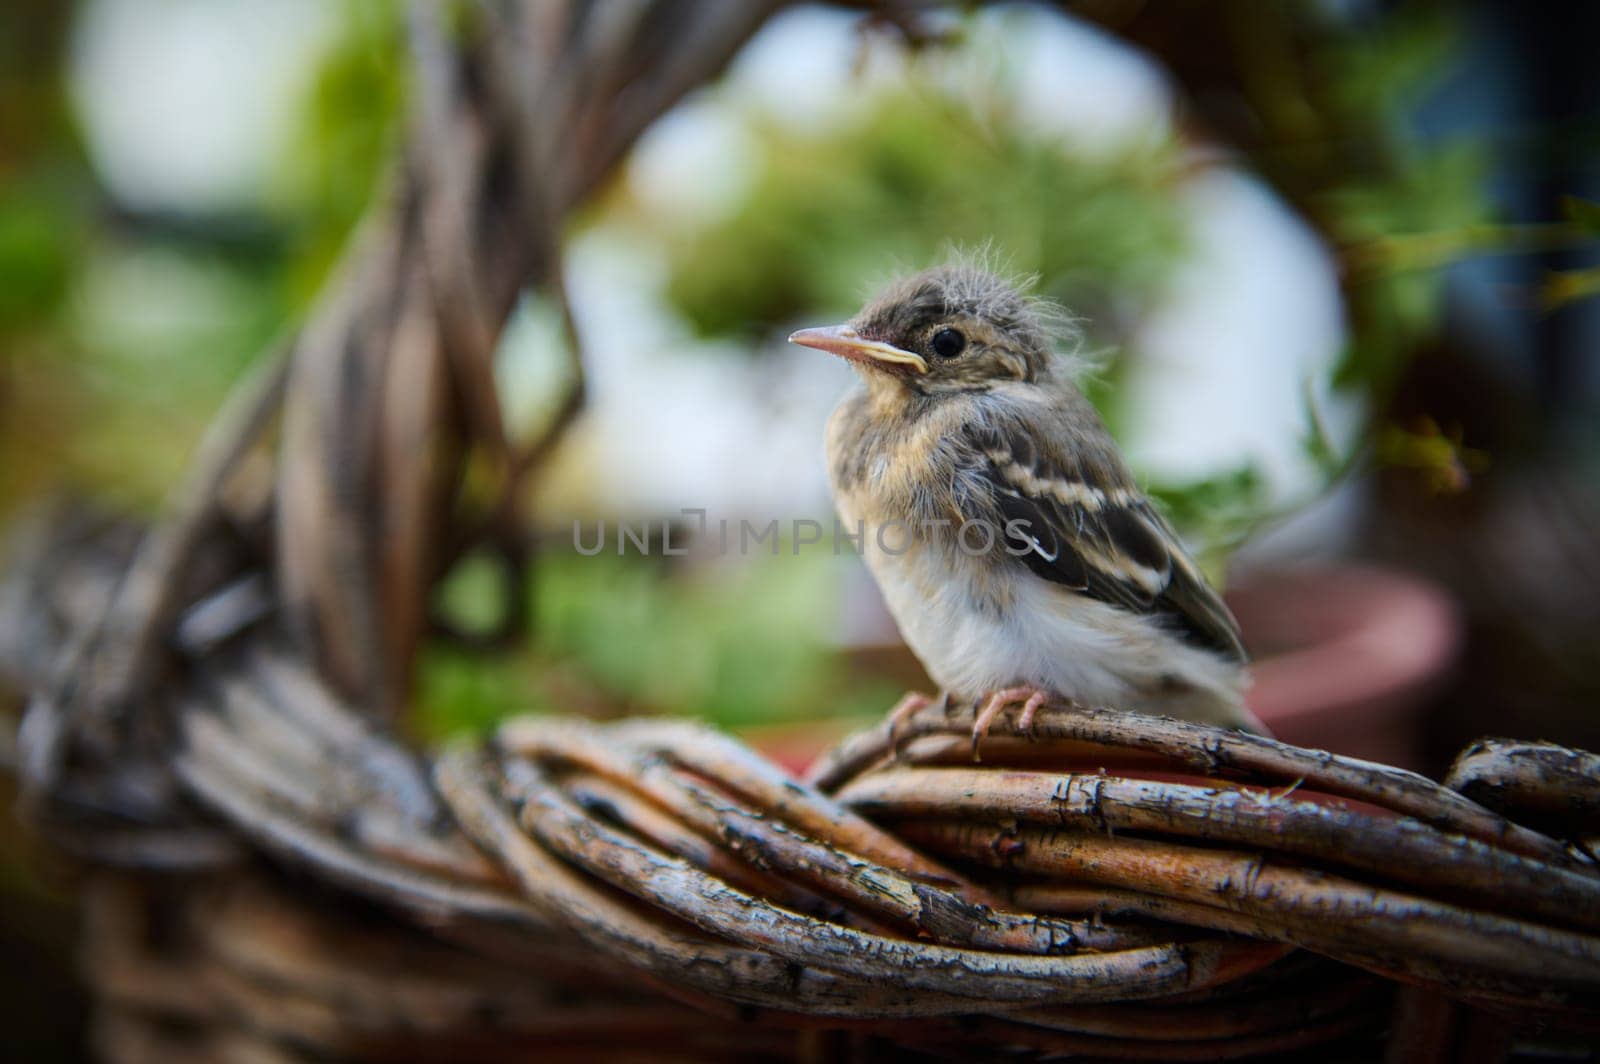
[{"xmin": 789, "ymin": 265, "xmax": 1064, "ymax": 397}]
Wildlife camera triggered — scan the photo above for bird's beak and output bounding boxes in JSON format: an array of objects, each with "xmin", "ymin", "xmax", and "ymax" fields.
[{"xmin": 788, "ymin": 324, "xmax": 929, "ymax": 374}]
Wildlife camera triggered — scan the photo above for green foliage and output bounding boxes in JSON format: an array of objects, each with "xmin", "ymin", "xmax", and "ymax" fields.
[
  {"xmin": 0, "ymin": 174, "xmax": 81, "ymax": 336},
  {"xmin": 659, "ymin": 91, "xmax": 1188, "ymax": 344},
  {"xmin": 274, "ymin": 0, "xmax": 406, "ymax": 307},
  {"xmin": 415, "ymin": 644, "xmax": 547, "ymax": 743},
  {"xmin": 1309, "ymin": 4, "xmax": 1484, "ymax": 396},
  {"xmin": 1544, "ymin": 199, "xmax": 1600, "ymax": 310},
  {"xmin": 55, "ymin": 244, "xmax": 294, "ymax": 505},
  {"xmin": 1303, "ymin": 6, "xmax": 1594, "ymax": 390},
  {"xmin": 1542, "ymin": 265, "xmax": 1600, "ymax": 311},
  {"xmin": 530, "ymin": 547, "xmax": 884, "ymax": 727},
  {"xmin": 1147, "ymin": 466, "xmax": 1268, "ymax": 584},
  {"xmin": 1318, "ymin": 6, "xmax": 1459, "ymax": 127},
  {"xmin": 1563, "ymin": 196, "xmax": 1600, "ymax": 235},
  {"xmin": 0, "ymin": 3, "xmax": 86, "ymax": 343},
  {"xmin": 0, "ymin": 1, "xmax": 406, "ymax": 514},
  {"xmin": 1377, "ymin": 417, "xmax": 1487, "ymax": 494},
  {"xmin": 415, "ymin": 547, "xmax": 901, "ymax": 741}
]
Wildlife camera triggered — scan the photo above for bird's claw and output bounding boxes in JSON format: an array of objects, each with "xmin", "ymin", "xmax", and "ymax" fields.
[
  {"xmin": 971, "ymin": 685, "xmax": 1052, "ymax": 761},
  {"xmin": 886, "ymin": 690, "xmax": 934, "ymax": 756},
  {"xmin": 1016, "ymin": 689, "xmax": 1049, "ymax": 733}
]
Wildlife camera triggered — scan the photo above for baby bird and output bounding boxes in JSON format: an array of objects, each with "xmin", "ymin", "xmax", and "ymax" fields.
[{"xmin": 790, "ymin": 265, "xmax": 1261, "ymax": 743}]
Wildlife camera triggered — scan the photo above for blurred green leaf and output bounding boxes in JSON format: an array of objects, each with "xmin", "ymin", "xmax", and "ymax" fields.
[
  {"xmin": 1560, "ymin": 195, "xmax": 1600, "ymax": 234},
  {"xmin": 415, "ymin": 646, "xmax": 545, "ymax": 743},
  {"xmin": 416, "ymin": 545, "xmax": 894, "ymax": 739},
  {"xmin": 533, "ymin": 548, "xmax": 846, "ymax": 725},
  {"xmin": 274, "ymin": 0, "xmax": 406, "ymax": 306},
  {"xmin": 0, "ymin": 176, "xmax": 79, "ymax": 335},
  {"xmin": 658, "ymin": 91, "xmax": 1188, "ymax": 345},
  {"xmin": 1325, "ymin": 142, "xmax": 1491, "ymax": 393},
  {"xmin": 1541, "ymin": 265, "xmax": 1600, "ymax": 311},
  {"xmin": 1320, "ymin": 7, "xmax": 1458, "ymax": 126},
  {"xmin": 1377, "ymin": 417, "xmax": 1486, "ymax": 494},
  {"xmin": 1148, "ymin": 465, "xmax": 1267, "ymax": 586}
]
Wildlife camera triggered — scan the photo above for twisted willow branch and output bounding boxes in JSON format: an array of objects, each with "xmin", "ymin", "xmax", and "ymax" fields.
[{"xmin": 4, "ymin": 518, "xmax": 1599, "ymax": 1057}]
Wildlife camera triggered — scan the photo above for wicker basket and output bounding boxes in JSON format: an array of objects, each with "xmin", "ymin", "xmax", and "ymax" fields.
[{"xmin": 2, "ymin": 4, "xmax": 1597, "ymax": 1060}]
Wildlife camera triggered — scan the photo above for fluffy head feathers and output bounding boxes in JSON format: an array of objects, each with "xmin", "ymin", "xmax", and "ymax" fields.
[{"xmin": 849, "ymin": 263, "xmax": 1083, "ymax": 390}]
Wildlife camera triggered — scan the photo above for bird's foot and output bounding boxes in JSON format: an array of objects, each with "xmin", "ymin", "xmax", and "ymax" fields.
[
  {"xmin": 886, "ymin": 690, "xmax": 933, "ymax": 753},
  {"xmin": 970, "ymin": 685, "xmax": 1052, "ymax": 760},
  {"xmin": 888, "ymin": 690, "xmax": 953, "ymax": 756},
  {"xmin": 1016, "ymin": 689, "xmax": 1049, "ymax": 732}
]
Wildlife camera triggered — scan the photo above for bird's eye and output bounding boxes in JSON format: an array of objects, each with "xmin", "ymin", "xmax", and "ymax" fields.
[{"xmin": 930, "ymin": 327, "xmax": 965, "ymax": 358}]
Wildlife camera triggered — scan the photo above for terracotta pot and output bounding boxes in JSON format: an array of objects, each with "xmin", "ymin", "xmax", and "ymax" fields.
[{"xmin": 1227, "ymin": 563, "xmax": 1461, "ymax": 771}]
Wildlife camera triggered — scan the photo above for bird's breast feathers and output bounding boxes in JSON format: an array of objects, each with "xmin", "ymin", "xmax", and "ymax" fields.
[
  {"xmin": 826, "ymin": 389, "xmax": 1251, "ymax": 724},
  {"xmin": 855, "ymin": 522, "xmax": 1246, "ymax": 721}
]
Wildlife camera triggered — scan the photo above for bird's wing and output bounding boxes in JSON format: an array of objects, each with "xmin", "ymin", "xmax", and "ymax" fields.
[{"xmin": 965, "ymin": 422, "xmax": 1248, "ymax": 663}]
